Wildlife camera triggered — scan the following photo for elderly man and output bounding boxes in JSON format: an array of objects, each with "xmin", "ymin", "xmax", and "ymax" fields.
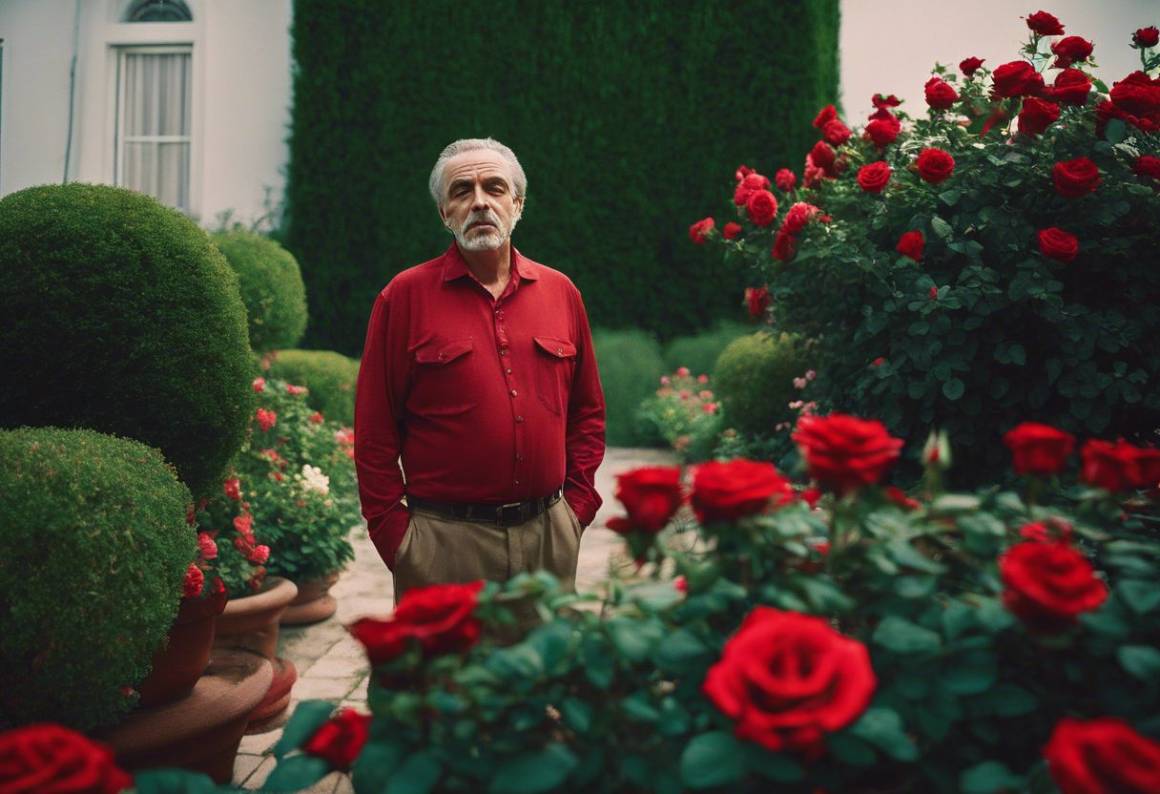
[{"xmin": 354, "ymin": 138, "xmax": 606, "ymax": 599}]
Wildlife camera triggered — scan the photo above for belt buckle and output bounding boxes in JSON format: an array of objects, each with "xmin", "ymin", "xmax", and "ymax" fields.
[{"xmin": 497, "ymin": 501, "xmax": 522, "ymax": 526}]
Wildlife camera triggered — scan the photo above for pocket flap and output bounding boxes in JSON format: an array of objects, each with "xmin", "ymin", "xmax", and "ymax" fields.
[
  {"xmin": 415, "ymin": 338, "xmax": 473, "ymax": 364},
  {"xmin": 534, "ymin": 336, "xmax": 577, "ymax": 359}
]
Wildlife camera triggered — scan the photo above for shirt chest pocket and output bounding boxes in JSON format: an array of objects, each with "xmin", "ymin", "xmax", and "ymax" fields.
[
  {"xmin": 409, "ymin": 337, "xmax": 476, "ymax": 417},
  {"xmin": 533, "ymin": 335, "xmax": 577, "ymax": 417}
]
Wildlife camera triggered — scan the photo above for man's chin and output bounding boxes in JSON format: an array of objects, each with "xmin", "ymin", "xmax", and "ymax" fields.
[{"xmin": 457, "ymin": 231, "xmax": 505, "ymax": 251}]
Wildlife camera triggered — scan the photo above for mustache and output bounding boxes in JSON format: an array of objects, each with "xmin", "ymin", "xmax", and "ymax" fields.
[{"xmin": 465, "ymin": 212, "xmax": 500, "ymax": 230}]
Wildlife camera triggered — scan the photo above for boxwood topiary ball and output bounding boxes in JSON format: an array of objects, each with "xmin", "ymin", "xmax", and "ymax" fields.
[
  {"xmin": 713, "ymin": 331, "xmax": 807, "ymax": 437},
  {"xmin": 0, "ymin": 427, "xmax": 196, "ymax": 731},
  {"xmin": 266, "ymin": 349, "xmax": 360, "ymax": 425},
  {"xmin": 0, "ymin": 184, "xmax": 253, "ymax": 499},
  {"xmin": 211, "ymin": 229, "xmax": 308, "ymax": 353}
]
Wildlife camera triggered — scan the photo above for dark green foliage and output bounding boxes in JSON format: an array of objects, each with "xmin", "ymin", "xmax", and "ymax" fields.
[
  {"xmin": 664, "ymin": 322, "xmax": 753, "ymax": 378},
  {"xmin": 714, "ymin": 332, "xmax": 808, "ymax": 437},
  {"xmin": 0, "ymin": 184, "xmax": 254, "ymax": 499},
  {"xmin": 592, "ymin": 329, "xmax": 665, "ymax": 447},
  {"xmin": 285, "ymin": 0, "xmax": 841, "ymax": 356},
  {"xmin": 211, "ymin": 230, "xmax": 308, "ymax": 353},
  {"xmin": 0, "ymin": 427, "xmax": 196, "ymax": 731},
  {"xmin": 266, "ymin": 349, "xmax": 360, "ymax": 426}
]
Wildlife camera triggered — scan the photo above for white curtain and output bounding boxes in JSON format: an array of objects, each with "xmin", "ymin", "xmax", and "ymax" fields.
[{"xmin": 121, "ymin": 51, "xmax": 191, "ymax": 211}]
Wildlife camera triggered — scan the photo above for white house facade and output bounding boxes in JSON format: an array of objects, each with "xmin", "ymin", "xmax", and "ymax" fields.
[{"xmin": 0, "ymin": 0, "xmax": 292, "ymax": 228}]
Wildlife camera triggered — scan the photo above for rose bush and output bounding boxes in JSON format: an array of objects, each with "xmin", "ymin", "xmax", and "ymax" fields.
[
  {"xmin": 635, "ymin": 368, "xmax": 723, "ymax": 462},
  {"xmin": 695, "ymin": 12, "xmax": 1160, "ymax": 483}
]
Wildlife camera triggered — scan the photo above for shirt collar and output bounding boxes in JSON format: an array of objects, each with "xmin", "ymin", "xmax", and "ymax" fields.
[{"xmin": 441, "ymin": 242, "xmax": 539, "ymax": 283}]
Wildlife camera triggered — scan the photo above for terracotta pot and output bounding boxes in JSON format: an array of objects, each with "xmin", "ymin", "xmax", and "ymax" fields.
[
  {"xmin": 281, "ymin": 570, "xmax": 341, "ymax": 626},
  {"xmin": 101, "ymin": 649, "xmax": 272, "ymax": 784},
  {"xmin": 245, "ymin": 656, "xmax": 298, "ymax": 734},
  {"xmin": 137, "ymin": 588, "xmax": 228, "ymax": 708},
  {"xmin": 214, "ymin": 576, "xmax": 298, "ymax": 659}
]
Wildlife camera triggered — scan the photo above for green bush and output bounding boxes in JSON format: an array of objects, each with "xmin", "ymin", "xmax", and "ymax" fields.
[
  {"xmin": 211, "ymin": 230, "xmax": 308, "ymax": 353},
  {"xmin": 0, "ymin": 184, "xmax": 254, "ymax": 499},
  {"xmin": 663, "ymin": 321, "xmax": 752, "ymax": 377},
  {"xmin": 265, "ymin": 349, "xmax": 359, "ymax": 426},
  {"xmin": 285, "ymin": 0, "xmax": 840, "ymax": 356},
  {"xmin": 714, "ymin": 332, "xmax": 808, "ymax": 437},
  {"xmin": 0, "ymin": 427, "xmax": 195, "ymax": 731},
  {"xmin": 593, "ymin": 329, "xmax": 666, "ymax": 447}
]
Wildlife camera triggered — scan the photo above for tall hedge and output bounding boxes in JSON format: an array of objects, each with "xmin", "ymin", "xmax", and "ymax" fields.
[{"xmin": 286, "ymin": 0, "xmax": 840, "ymax": 357}]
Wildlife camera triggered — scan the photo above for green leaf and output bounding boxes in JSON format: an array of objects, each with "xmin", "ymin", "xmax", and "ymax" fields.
[
  {"xmin": 960, "ymin": 760, "xmax": 1024, "ymax": 793},
  {"xmin": 352, "ymin": 743, "xmax": 406, "ymax": 794},
  {"xmin": 1118, "ymin": 580, "xmax": 1160, "ymax": 614},
  {"xmin": 938, "ymin": 189, "xmax": 962, "ymax": 206},
  {"xmin": 132, "ymin": 769, "xmax": 219, "ymax": 794},
  {"xmin": 1008, "ymin": 343, "xmax": 1026, "ymax": 366},
  {"xmin": 1105, "ymin": 117, "xmax": 1127, "ymax": 144},
  {"xmin": 850, "ymin": 707, "xmax": 919, "ymax": 761},
  {"xmin": 262, "ymin": 755, "xmax": 332, "ymax": 792},
  {"xmin": 1119, "ymin": 645, "xmax": 1160, "ymax": 681},
  {"xmin": 931, "ymin": 216, "xmax": 953, "ymax": 239},
  {"xmin": 873, "ymin": 616, "xmax": 942, "ymax": 654},
  {"xmin": 273, "ymin": 700, "xmax": 336, "ymax": 758},
  {"xmin": 943, "ymin": 378, "xmax": 965, "ymax": 401},
  {"xmin": 629, "ymin": 581, "xmax": 684, "ymax": 612},
  {"xmin": 607, "ymin": 618, "xmax": 662, "ymax": 662},
  {"xmin": 943, "ymin": 651, "xmax": 997, "ymax": 695},
  {"xmin": 680, "ymin": 731, "xmax": 745, "ymax": 789},
  {"xmin": 654, "ymin": 628, "xmax": 710, "ymax": 670},
  {"xmin": 580, "ymin": 633, "xmax": 614, "ymax": 689},
  {"xmin": 388, "ymin": 751, "xmax": 443, "ymax": 794},
  {"xmin": 742, "ymin": 744, "xmax": 805, "ymax": 782},
  {"xmin": 489, "ymin": 744, "xmax": 578, "ymax": 794},
  {"xmin": 561, "ymin": 697, "xmax": 593, "ymax": 733},
  {"xmin": 942, "ymin": 600, "xmax": 976, "ymax": 640},
  {"xmin": 826, "ymin": 732, "xmax": 877, "ymax": 766},
  {"xmin": 886, "ymin": 540, "xmax": 947, "ymax": 574}
]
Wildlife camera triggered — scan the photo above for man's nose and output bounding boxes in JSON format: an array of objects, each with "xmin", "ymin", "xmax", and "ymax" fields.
[{"xmin": 471, "ymin": 185, "xmax": 490, "ymax": 210}]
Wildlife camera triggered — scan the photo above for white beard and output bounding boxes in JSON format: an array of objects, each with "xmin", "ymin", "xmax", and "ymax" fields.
[{"xmin": 451, "ymin": 209, "xmax": 521, "ymax": 251}]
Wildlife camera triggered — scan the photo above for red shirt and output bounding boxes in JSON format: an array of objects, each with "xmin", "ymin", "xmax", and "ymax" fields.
[{"xmin": 354, "ymin": 244, "xmax": 606, "ymax": 568}]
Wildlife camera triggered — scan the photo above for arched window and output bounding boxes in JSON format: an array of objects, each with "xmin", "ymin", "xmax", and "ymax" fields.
[{"xmin": 124, "ymin": 0, "xmax": 193, "ymax": 23}]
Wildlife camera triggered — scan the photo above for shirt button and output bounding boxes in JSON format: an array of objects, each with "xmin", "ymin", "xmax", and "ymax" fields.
[
  {"xmin": 516, "ymin": 453, "xmax": 524, "ymax": 462},
  {"xmin": 515, "ymin": 479, "xmax": 520, "ymax": 485},
  {"xmin": 500, "ymin": 348, "xmax": 508, "ymax": 357},
  {"xmin": 505, "ymin": 368, "xmax": 513, "ymax": 374},
  {"xmin": 515, "ymin": 415, "xmax": 524, "ymax": 423},
  {"xmin": 556, "ymin": 348, "xmax": 563, "ymax": 355},
  {"xmin": 510, "ymin": 389, "xmax": 518, "ymax": 397}
]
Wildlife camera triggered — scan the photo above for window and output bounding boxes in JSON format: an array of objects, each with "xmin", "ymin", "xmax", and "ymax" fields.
[
  {"xmin": 114, "ymin": 47, "xmax": 192, "ymax": 212},
  {"xmin": 124, "ymin": 0, "xmax": 193, "ymax": 23}
]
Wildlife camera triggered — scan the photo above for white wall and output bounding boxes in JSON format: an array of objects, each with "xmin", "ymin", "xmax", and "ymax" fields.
[
  {"xmin": 839, "ymin": 0, "xmax": 1158, "ymax": 124},
  {"xmin": 0, "ymin": 0, "xmax": 292, "ymax": 227}
]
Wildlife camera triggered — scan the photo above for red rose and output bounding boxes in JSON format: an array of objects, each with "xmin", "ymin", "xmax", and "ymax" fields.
[
  {"xmin": 605, "ymin": 466, "xmax": 683, "ymax": 534},
  {"xmin": 255, "ymin": 408, "xmax": 277, "ymax": 432},
  {"xmin": 249, "ymin": 544, "xmax": 270, "ymax": 564},
  {"xmin": 856, "ymin": 161, "xmax": 892, "ymax": 193},
  {"xmin": 782, "ymin": 202, "xmax": 820, "ymax": 235},
  {"xmin": 1050, "ymin": 36, "xmax": 1093, "ymax": 68},
  {"xmin": 745, "ymin": 190, "xmax": 778, "ymax": 227},
  {"xmin": 1134, "ymin": 26, "xmax": 1160, "ymax": 48},
  {"xmin": 865, "ymin": 114, "xmax": 901, "ymax": 147},
  {"xmin": 1018, "ymin": 96, "xmax": 1061, "ymax": 136},
  {"xmin": 691, "ymin": 459, "xmax": 794, "ymax": 524},
  {"xmin": 915, "ymin": 148, "xmax": 955, "ymax": 184},
  {"xmin": 896, "ymin": 230, "xmax": 924, "ymax": 262},
  {"xmin": 1019, "ymin": 518, "xmax": 1073, "ymax": 543},
  {"xmin": 809, "ymin": 140, "xmax": 836, "ymax": 173},
  {"xmin": 792, "ymin": 413, "xmax": 904, "ymax": 494},
  {"xmin": 1082, "ymin": 438, "xmax": 1160, "ymax": 490},
  {"xmin": 703, "ymin": 607, "xmax": 876, "ymax": 759},
  {"xmin": 924, "ymin": 76, "xmax": 959, "ymax": 110},
  {"xmin": 688, "ymin": 217, "xmax": 715, "ymax": 245},
  {"xmin": 252, "ymin": 376, "xmax": 266, "ymax": 393},
  {"xmin": 0, "ymin": 724, "xmax": 133, "ymax": 794},
  {"xmin": 771, "ymin": 229, "xmax": 797, "ymax": 262},
  {"xmin": 885, "ymin": 485, "xmax": 920, "ymax": 510},
  {"xmin": 1045, "ymin": 717, "xmax": 1160, "ymax": 794},
  {"xmin": 960, "ymin": 56, "xmax": 985, "ymax": 76},
  {"xmin": 734, "ymin": 164, "xmax": 754, "ymax": 182},
  {"xmin": 871, "ymin": 356, "xmax": 886, "ymax": 367},
  {"xmin": 303, "ymin": 708, "xmax": 371, "ymax": 771},
  {"xmin": 1026, "ymin": 10, "xmax": 1065, "ymax": 36},
  {"xmin": 1108, "ymin": 71, "xmax": 1160, "ymax": 130},
  {"xmin": 1003, "ymin": 422, "xmax": 1075, "ymax": 475},
  {"xmin": 745, "ymin": 286, "xmax": 771, "ymax": 320},
  {"xmin": 1052, "ymin": 157, "xmax": 1100, "ymax": 198},
  {"xmin": 223, "ymin": 477, "xmax": 241, "ymax": 501},
  {"xmin": 233, "ymin": 511, "xmax": 254, "ymax": 538},
  {"xmin": 774, "ymin": 168, "xmax": 797, "ymax": 192},
  {"xmin": 1000, "ymin": 540, "xmax": 1106, "ymax": 630},
  {"xmin": 722, "ymin": 222, "xmax": 742, "ymax": 240},
  {"xmin": 1046, "ymin": 68, "xmax": 1092, "ymax": 105},
  {"xmin": 1136, "ymin": 155, "xmax": 1160, "ymax": 182},
  {"xmin": 1037, "ymin": 227, "xmax": 1079, "ymax": 263},
  {"xmin": 928, "ymin": 285, "xmax": 938, "ymax": 301},
  {"xmin": 182, "ymin": 563, "xmax": 205, "ymax": 598},
  {"xmin": 993, "ymin": 61, "xmax": 1045, "ymax": 98},
  {"xmin": 871, "ymin": 93, "xmax": 902, "ymax": 110},
  {"xmin": 733, "ymin": 172, "xmax": 772, "ymax": 206},
  {"xmin": 350, "ymin": 580, "xmax": 484, "ymax": 664},
  {"xmin": 823, "ymin": 118, "xmax": 852, "ymax": 146},
  {"xmin": 197, "ymin": 532, "xmax": 218, "ymax": 561},
  {"xmin": 309, "ymin": 410, "xmax": 324, "ymax": 424},
  {"xmin": 812, "ymin": 104, "xmax": 837, "ymax": 129}
]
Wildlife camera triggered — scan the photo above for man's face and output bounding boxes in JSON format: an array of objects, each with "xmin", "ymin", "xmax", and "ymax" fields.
[{"xmin": 439, "ymin": 149, "xmax": 523, "ymax": 252}]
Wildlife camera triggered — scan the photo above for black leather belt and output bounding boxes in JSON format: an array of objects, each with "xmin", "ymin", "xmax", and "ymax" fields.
[{"xmin": 407, "ymin": 488, "xmax": 563, "ymax": 527}]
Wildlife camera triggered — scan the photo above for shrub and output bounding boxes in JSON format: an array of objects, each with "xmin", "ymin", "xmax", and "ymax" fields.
[
  {"xmin": 0, "ymin": 184, "xmax": 254, "ymax": 499},
  {"xmin": 0, "ymin": 427, "xmax": 196, "ymax": 731},
  {"xmin": 636, "ymin": 368, "xmax": 723, "ymax": 462},
  {"xmin": 593, "ymin": 329, "xmax": 666, "ymax": 447},
  {"xmin": 662, "ymin": 321, "xmax": 751, "ymax": 377},
  {"xmin": 713, "ymin": 332, "xmax": 808, "ymax": 437},
  {"xmin": 265, "ymin": 349, "xmax": 360, "ymax": 426},
  {"xmin": 698, "ymin": 15, "xmax": 1160, "ymax": 482},
  {"xmin": 194, "ymin": 469, "xmax": 270, "ymax": 597},
  {"xmin": 262, "ymin": 418, "xmax": 1160, "ymax": 794},
  {"xmin": 211, "ymin": 230, "xmax": 308, "ymax": 353}
]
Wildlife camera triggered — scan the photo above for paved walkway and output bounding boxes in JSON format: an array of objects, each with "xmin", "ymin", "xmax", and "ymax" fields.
[{"xmin": 233, "ymin": 447, "xmax": 675, "ymax": 791}]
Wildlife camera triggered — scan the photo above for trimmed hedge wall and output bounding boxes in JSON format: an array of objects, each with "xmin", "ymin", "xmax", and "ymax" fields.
[{"xmin": 286, "ymin": 0, "xmax": 840, "ymax": 356}]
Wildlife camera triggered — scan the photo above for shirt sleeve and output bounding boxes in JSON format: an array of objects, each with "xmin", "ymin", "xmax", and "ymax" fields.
[
  {"xmin": 562, "ymin": 287, "xmax": 606, "ymax": 527},
  {"xmin": 353, "ymin": 288, "xmax": 410, "ymax": 569}
]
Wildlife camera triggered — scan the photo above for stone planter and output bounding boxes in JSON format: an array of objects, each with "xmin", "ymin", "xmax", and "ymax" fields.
[
  {"xmin": 281, "ymin": 570, "xmax": 341, "ymax": 626},
  {"xmin": 137, "ymin": 588, "xmax": 227, "ymax": 708}
]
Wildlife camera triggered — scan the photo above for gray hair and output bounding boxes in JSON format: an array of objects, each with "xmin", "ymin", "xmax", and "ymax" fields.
[{"xmin": 428, "ymin": 138, "xmax": 527, "ymax": 208}]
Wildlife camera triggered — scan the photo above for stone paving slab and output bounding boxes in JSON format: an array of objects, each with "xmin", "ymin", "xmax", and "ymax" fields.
[{"xmin": 234, "ymin": 447, "xmax": 674, "ymax": 790}]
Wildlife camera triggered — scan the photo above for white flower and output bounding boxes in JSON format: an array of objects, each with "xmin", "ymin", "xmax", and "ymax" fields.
[{"xmin": 301, "ymin": 464, "xmax": 330, "ymax": 496}]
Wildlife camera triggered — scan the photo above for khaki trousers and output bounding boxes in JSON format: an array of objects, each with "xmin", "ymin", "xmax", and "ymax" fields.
[{"xmin": 392, "ymin": 497, "xmax": 583, "ymax": 603}]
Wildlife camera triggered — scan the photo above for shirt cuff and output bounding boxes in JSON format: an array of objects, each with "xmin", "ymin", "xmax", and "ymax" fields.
[{"xmin": 367, "ymin": 508, "xmax": 410, "ymax": 571}]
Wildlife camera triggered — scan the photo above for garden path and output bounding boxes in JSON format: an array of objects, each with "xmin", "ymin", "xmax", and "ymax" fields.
[{"xmin": 232, "ymin": 446, "xmax": 676, "ymax": 792}]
